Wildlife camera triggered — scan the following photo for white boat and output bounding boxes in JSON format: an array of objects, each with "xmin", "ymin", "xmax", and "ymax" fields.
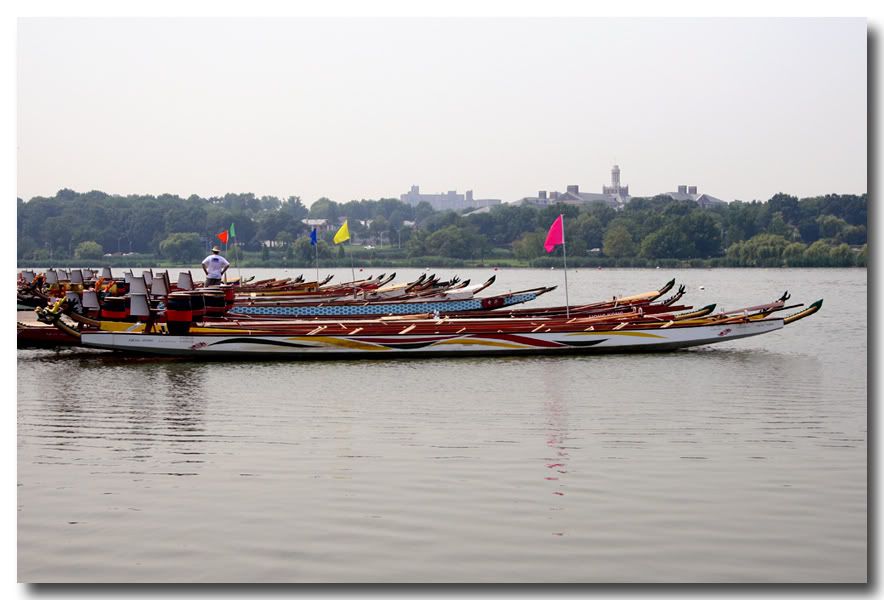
[{"xmin": 70, "ymin": 306, "xmax": 817, "ymax": 359}]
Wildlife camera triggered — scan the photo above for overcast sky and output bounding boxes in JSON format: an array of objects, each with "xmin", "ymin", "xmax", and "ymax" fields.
[{"xmin": 17, "ymin": 17, "xmax": 867, "ymax": 205}]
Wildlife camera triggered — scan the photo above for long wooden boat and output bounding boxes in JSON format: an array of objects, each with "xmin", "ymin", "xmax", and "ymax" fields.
[
  {"xmin": 227, "ymin": 283, "xmax": 550, "ymax": 317},
  {"xmin": 14, "ymin": 279, "xmax": 713, "ymax": 351},
  {"xmin": 24, "ymin": 287, "xmax": 720, "ymax": 345},
  {"xmin": 17, "ymin": 321, "xmax": 81, "ymax": 348},
  {"xmin": 17, "ymin": 267, "xmax": 340, "ymax": 306},
  {"xmin": 35, "ymin": 292, "xmax": 822, "ymax": 358},
  {"xmin": 50, "ymin": 278, "xmax": 684, "ymax": 327},
  {"xmin": 234, "ymin": 273, "xmax": 391, "ymax": 297}
]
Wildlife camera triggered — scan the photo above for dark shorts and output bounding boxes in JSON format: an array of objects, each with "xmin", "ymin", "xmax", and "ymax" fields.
[{"xmin": 205, "ymin": 277, "xmax": 222, "ymax": 286}]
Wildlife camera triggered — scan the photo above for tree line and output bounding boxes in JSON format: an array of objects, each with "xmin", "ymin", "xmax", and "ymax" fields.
[{"xmin": 17, "ymin": 188, "xmax": 866, "ymax": 267}]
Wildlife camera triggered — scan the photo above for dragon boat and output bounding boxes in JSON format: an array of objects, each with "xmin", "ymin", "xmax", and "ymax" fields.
[
  {"xmin": 19, "ymin": 268, "xmax": 551, "ymax": 321},
  {"xmin": 226, "ymin": 277, "xmax": 552, "ymax": 317},
  {"xmin": 18, "ymin": 268, "xmax": 485, "ymax": 316},
  {"xmin": 17, "ymin": 267, "xmax": 365, "ymax": 308},
  {"xmin": 19, "ymin": 278, "xmax": 698, "ymax": 348},
  {"xmin": 34, "ymin": 285, "xmax": 822, "ymax": 358}
]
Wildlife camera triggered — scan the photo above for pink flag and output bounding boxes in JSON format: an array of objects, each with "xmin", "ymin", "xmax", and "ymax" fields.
[{"xmin": 544, "ymin": 214, "xmax": 564, "ymax": 253}]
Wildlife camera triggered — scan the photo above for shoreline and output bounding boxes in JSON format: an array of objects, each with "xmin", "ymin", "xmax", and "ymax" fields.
[{"xmin": 17, "ymin": 260, "xmax": 868, "ymax": 270}]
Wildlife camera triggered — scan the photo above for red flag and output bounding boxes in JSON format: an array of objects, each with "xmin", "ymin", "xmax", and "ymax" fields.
[
  {"xmin": 544, "ymin": 215, "xmax": 564, "ymax": 253},
  {"xmin": 216, "ymin": 230, "xmax": 229, "ymax": 244}
]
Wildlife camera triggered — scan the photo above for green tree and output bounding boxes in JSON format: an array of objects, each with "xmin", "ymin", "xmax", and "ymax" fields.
[
  {"xmin": 603, "ymin": 224, "xmax": 636, "ymax": 258},
  {"xmin": 256, "ymin": 210, "xmax": 306, "ymax": 244},
  {"xmin": 816, "ymin": 214, "xmax": 847, "ymax": 239},
  {"xmin": 803, "ymin": 240, "xmax": 834, "ymax": 266},
  {"xmin": 840, "ymin": 225, "xmax": 866, "ymax": 245},
  {"xmin": 290, "ymin": 238, "xmax": 328, "ymax": 261},
  {"xmin": 159, "ymin": 232, "xmax": 203, "ymax": 262},
  {"xmin": 681, "ymin": 211, "xmax": 723, "ymax": 256},
  {"xmin": 767, "ymin": 212, "xmax": 798, "ymax": 241},
  {"xmin": 424, "ymin": 225, "xmax": 487, "ymax": 259},
  {"xmin": 275, "ymin": 231, "xmax": 294, "ymax": 247},
  {"xmin": 259, "ymin": 195, "xmax": 282, "ymax": 212},
  {"xmin": 829, "ymin": 243, "xmax": 854, "ymax": 267},
  {"xmin": 512, "ymin": 231, "xmax": 545, "ymax": 260},
  {"xmin": 281, "ymin": 196, "xmax": 309, "ymax": 220},
  {"xmin": 309, "ymin": 198, "xmax": 340, "ymax": 221},
  {"xmin": 640, "ymin": 227, "xmax": 694, "ymax": 259},
  {"xmin": 857, "ymin": 245, "xmax": 868, "ymax": 267},
  {"xmin": 369, "ymin": 215, "xmax": 390, "ymax": 244},
  {"xmin": 165, "ymin": 199, "xmax": 207, "ymax": 234},
  {"xmin": 768, "ymin": 193, "xmax": 801, "ymax": 224},
  {"xmin": 74, "ymin": 240, "xmax": 103, "ymax": 260},
  {"xmin": 406, "ymin": 230, "xmax": 428, "ymax": 258},
  {"xmin": 15, "ymin": 187, "xmax": 867, "ymax": 267},
  {"xmin": 726, "ymin": 234, "xmax": 790, "ymax": 266},
  {"xmin": 782, "ymin": 242, "xmax": 808, "ymax": 266},
  {"xmin": 413, "ymin": 201, "xmax": 435, "ymax": 225},
  {"xmin": 292, "ymin": 238, "xmax": 312, "ymax": 261},
  {"xmin": 575, "ymin": 213, "xmax": 604, "ymax": 252}
]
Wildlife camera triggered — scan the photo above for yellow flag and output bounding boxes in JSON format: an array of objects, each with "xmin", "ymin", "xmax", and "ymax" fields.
[{"xmin": 333, "ymin": 220, "xmax": 350, "ymax": 244}]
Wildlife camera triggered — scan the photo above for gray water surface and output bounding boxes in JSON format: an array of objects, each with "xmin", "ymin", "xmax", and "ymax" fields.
[{"xmin": 17, "ymin": 268, "xmax": 867, "ymax": 582}]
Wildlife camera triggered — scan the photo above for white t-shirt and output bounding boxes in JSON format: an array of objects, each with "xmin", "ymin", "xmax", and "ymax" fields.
[{"xmin": 202, "ymin": 254, "xmax": 230, "ymax": 278}]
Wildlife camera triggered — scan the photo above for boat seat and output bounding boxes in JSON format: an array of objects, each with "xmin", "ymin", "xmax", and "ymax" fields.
[
  {"xmin": 128, "ymin": 293, "xmax": 151, "ymax": 318},
  {"xmin": 82, "ymin": 290, "xmax": 100, "ymax": 310},
  {"xmin": 150, "ymin": 276, "xmax": 168, "ymax": 297},
  {"xmin": 128, "ymin": 278, "xmax": 148, "ymax": 295},
  {"xmin": 177, "ymin": 271, "xmax": 194, "ymax": 291}
]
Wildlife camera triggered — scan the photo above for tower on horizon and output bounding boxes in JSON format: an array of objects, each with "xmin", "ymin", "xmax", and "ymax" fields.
[{"xmin": 603, "ymin": 164, "xmax": 629, "ymax": 199}]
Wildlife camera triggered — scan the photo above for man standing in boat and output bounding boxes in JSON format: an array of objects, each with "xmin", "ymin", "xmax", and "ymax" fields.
[{"xmin": 201, "ymin": 246, "xmax": 230, "ymax": 286}]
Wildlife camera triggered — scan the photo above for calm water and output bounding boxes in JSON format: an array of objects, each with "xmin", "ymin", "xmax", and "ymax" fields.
[{"xmin": 17, "ymin": 268, "xmax": 867, "ymax": 582}]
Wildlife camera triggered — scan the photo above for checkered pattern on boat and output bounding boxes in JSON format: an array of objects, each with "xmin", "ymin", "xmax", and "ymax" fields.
[{"xmin": 228, "ymin": 292, "xmax": 537, "ymax": 316}]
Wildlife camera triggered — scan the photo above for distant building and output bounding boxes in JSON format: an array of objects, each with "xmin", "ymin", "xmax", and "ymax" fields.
[
  {"xmin": 516, "ymin": 190, "xmax": 560, "ymax": 207},
  {"xmin": 302, "ymin": 218, "xmax": 331, "ymax": 231},
  {"xmin": 518, "ymin": 164, "xmax": 631, "ymax": 210},
  {"xmin": 556, "ymin": 184, "xmax": 623, "ymax": 209},
  {"xmin": 400, "ymin": 185, "xmax": 502, "ymax": 212},
  {"xmin": 602, "ymin": 164, "xmax": 630, "ymax": 202},
  {"xmin": 516, "ymin": 166, "xmax": 728, "ymax": 209},
  {"xmin": 660, "ymin": 185, "xmax": 726, "ymax": 208}
]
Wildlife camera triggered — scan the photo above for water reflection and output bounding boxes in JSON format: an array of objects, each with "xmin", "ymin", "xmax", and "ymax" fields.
[
  {"xmin": 541, "ymin": 370, "xmax": 571, "ymax": 537},
  {"xmin": 19, "ymin": 355, "xmax": 212, "ymax": 477}
]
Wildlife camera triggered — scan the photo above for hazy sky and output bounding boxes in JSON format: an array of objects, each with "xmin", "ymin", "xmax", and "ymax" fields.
[{"xmin": 17, "ymin": 17, "xmax": 867, "ymax": 205}]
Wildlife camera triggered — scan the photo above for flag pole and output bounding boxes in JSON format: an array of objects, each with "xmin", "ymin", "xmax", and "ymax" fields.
[
  {"xmin": 349, "ymin": 230, "xmax": 356, "ymax": 299},
  {"xmin": 233, "ymin": 242, "xmax": 242, "ymax": 283},
  {"xmin": 332, "ymin": 220, "xmax": 354, "ymax": 296},
  {"xmin": 562, "ymin": 216, "xmax": 570, "ymax": 318},
  {"xmin": 314, "ymin": 237, "xmax": 319, "ymax": 286},
  {"xmin": 543, "ymin": 214, "xmax": 569, "ymax": 316},
  {"xmin": 230, "ymin": 224, "xmax": 240, "ymax": 284}
]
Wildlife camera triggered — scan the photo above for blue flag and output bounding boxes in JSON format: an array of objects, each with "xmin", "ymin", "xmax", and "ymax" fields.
[{"xmin": 309, "ymin": 228, "xmax": 317, "ymax": 246}]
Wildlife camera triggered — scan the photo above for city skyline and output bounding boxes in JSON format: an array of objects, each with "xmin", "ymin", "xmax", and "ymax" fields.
[
  {"xmin": 17, "ymin": 18, "xmax": 867, "ymax": 205},
  {"xmin": 16, "ymin": 160, "xmax": 850, "ymax": 208}
]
